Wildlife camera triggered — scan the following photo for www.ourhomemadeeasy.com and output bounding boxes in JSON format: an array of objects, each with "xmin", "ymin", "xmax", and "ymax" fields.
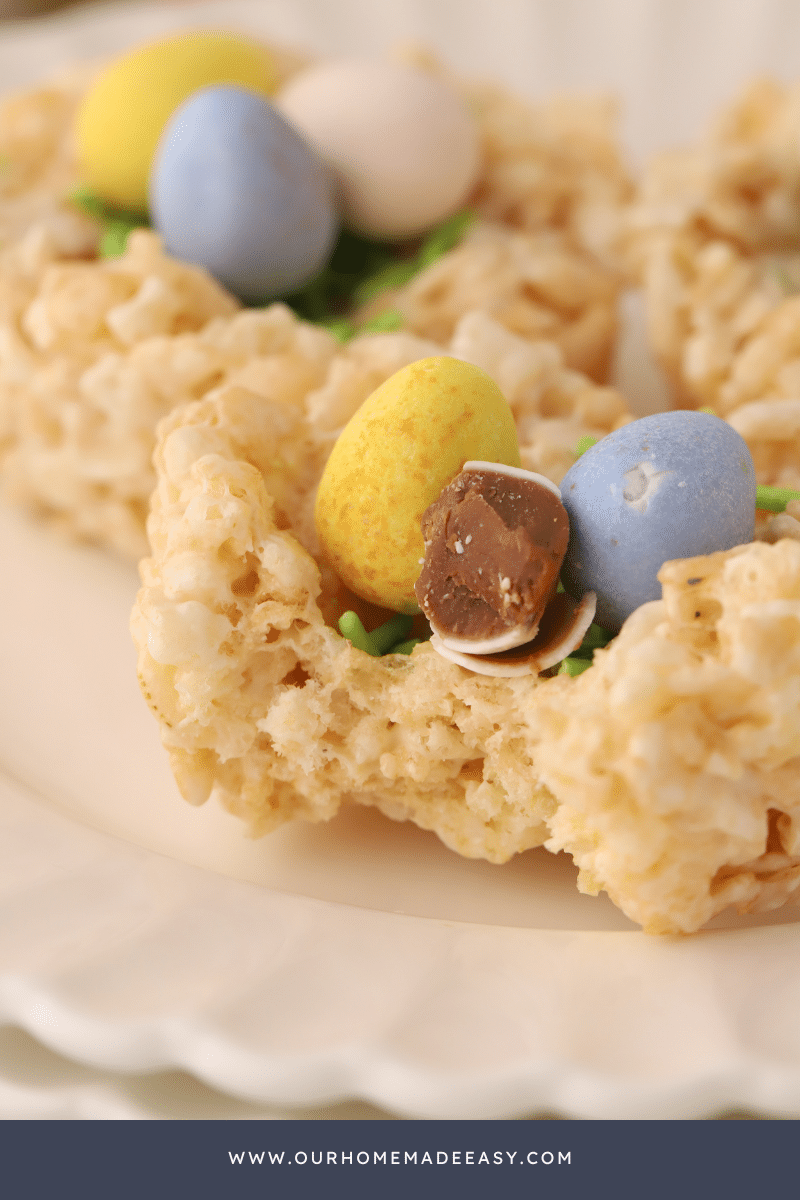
[{"xmin": 229, "ymin": 1149, "xmax": 571, "ymax": 1167}]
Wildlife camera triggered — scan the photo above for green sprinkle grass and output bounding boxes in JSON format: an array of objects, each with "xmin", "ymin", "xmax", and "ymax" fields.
[
  {"xmin": 558, "ymin": 657, "xmax": 592, "ymax": 677},
  {"xmin": 338, "ymin": 611, "xmax": 415, "ymax": 657},
  {"xmin": 573, "ymin": 434, "xmax": 598, "ymax": 458},
  {"xmin": 755, "ymin": 484, "xmax": 800, "ymax": 513},
  {"xmin": 70, "ymin": 187, "xmax": 148, "ymax": 259}
]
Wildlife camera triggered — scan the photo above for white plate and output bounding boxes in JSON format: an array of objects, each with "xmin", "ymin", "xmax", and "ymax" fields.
[{"xmin": 2, "ymin": 0, "xmax": 800, "ymax": 1121}]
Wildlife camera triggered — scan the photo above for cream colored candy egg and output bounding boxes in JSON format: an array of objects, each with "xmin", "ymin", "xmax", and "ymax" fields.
[
  {"xmin": 315, "ymin": 357, "xmax": 521, "ymax": 614},
  {"xmin": 276, "ymin": 60, "xmax": 480, "ymax": 240},
  {"xmin": 76, "ymin": 31, "xmax": 278, "ymax": 213}
]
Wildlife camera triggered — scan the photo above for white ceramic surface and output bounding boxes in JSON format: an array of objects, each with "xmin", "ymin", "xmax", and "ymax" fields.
[{"xmin": 1, "ymin": 0, "xmax": 800, "ymax": 1120}]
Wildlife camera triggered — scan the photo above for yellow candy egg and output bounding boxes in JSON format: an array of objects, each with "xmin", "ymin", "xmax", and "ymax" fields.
[
  {"xmin": 75, "ymin": 31, "xmax": 278, "ymax": 213},
  {"xmin": 315, "ymin": 357, "xmax": 521, "ymax": 614}
]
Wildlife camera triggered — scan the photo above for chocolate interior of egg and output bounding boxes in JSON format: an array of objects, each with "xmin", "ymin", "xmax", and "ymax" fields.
[{"xmin": 415, "ymin": 465, "xmax": 570, "ymax": 643}]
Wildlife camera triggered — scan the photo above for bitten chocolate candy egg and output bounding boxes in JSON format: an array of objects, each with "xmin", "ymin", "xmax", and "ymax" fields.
[
  {"xmin": 276, "ymin": 60, "xmax": 480, "ymax": 240},
  {"xmin": 315, "ymin": 357, "xmax": 521, "ymax": 613},
  {"xmin": 559, "ymin": 411, "xmax": 756, "ymax": 631},
  {"xmin": 416, "ymin": 462, "xmax": 570, "ymax": 652},
  {"xmin": 76, "ymin": 31, "xmax": 278, "ymax": 213},
  {"xmin": 150, "ymin": 86, "xmax": 338, "ymax": 302}
]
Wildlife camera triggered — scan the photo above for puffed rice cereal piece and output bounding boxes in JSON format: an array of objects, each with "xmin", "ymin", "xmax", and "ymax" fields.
[
  {"xmin": 534, "ymin": 539, "xmax": 800, "ymax": 934},
  {"xmin": 132, "ymin": 312, "xmax": 630, "ymax": 860}
]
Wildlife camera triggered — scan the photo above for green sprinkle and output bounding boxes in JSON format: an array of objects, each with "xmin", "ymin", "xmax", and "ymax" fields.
[
  {"xmin": 573, "ymin": 434, "xmax": 599, "ymax": 458},
  {"xmin": 556, "ymin": 618, "xmax": 614, "ymax": 673},
  {"xmin": 315, "ymin": 317, "xmax": 356, "ymax": 343},
  {"xmin": 579, "ymin": 622, "xmax": 613, "ymax": 653},
  {"xmin": 99, "ymin": 218, "xmax": 139, "ymax": 259},
  {"xmin": 338, "ymin": 610, "xmax": 414, "ymax": 656},
  {"xmin": 338, "ymin": 611, "xmax": 377, "ymax": 655},
  {"xmin": 354, "ymin": 209, "xmax": 474, "ymax": 305},
  {"xmin": 70, "ymin": 186, "xmax": 110, "ymax": 220},
  {"xmin": 70, "ymin": 186, "xmax": 146, "ymax": 226},
  {"xmin": 70, "ymin": 186, "xmax": 148, "ymax": 259},
  {"xmin": 317, "ymin": 311, "xmax": 406, "ymax": 342},
  {"xmin": 354, "ymin": 259, "xmax": 419, "ymax": 305},
  {"xmin": 558, "ymin": 657, "xmax": 593, "ymax": 677},
  {"xmin": 359, "ymin": 308, "xmax": 403, "ymax": 334},
  {"xmin": 756, "ymin": 484, "xmax": 800, "ymax": 513},
  {"xmin": 698, "ymin": 406, "xmax": 717, "ymax": 415},
  {"xmin": 370, "ymin": 613, "xmax": 414, "ymax": 655},
  {"xmin": 416, "ymin": 209, "xmax": 475, "ymax": 268},
  {"xmin": 389, "ymin": 639, "xmax": 420, "ymax": 655}
]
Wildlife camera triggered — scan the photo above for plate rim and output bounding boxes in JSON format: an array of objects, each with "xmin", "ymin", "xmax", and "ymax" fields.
[
  {"xmin": 1, "ymin": 0, "xmax": 800, "ymax": 1122},
  {"xmin": 2, "ymin": 766, "xmax": 800, "ymax": 1120}
]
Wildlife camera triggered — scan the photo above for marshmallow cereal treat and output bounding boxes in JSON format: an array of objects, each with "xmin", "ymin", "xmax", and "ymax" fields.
[
  {"xmin": 131, "ymin": 312, "xmax": 630, "ymax": 862},
  {"xmin": 132, "ymin": 307, "xmax": 800, "ymax": 932},
  {"xmin": 0, "ymin": 231, "xmax": 242, "ymax": 557},
  {"xmin": 629, "ymin": 79, "xmax": 800, "ymax": 492},
  {"xmin": 0, "ymin": 32, "xmax": 630, "ymax": 556},
  {"xmin": 8, "ymin": 23, "xmax": 800, "ymax": 937}
]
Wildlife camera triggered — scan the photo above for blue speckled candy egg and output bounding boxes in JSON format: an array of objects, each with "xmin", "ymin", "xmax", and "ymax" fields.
[
  {"xmin": 149, "ymin": 85, "xmax": 338, "ymax": 302},
  {"xmin": 559, "ymin": 411, "xmax": 756, "ymax": 631}
]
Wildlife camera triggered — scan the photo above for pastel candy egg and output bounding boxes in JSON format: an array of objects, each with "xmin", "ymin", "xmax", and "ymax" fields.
[
  {"xmin": 75, "ymin": 31, "xmax": 278, "ymax": 213},
  {"xmin": 559, "ymin": 411, "xmax": 756, "ymax": 631},
  {"xmin": 276, "ymin": 60, "xmax": 480, "ymax": 241},
  {"xmin": 149, "ymin": 86, "xmax": 338, "ymax": 302},
  {"xmin": 315, "ymin": 357, "xmax": 521, "ymax": 613}
]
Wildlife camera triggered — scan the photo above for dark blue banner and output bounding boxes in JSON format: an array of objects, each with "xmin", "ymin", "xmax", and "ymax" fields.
[{"xmin": 0, "ymin": 1118, "xmax": 794, "ymax": 1199}]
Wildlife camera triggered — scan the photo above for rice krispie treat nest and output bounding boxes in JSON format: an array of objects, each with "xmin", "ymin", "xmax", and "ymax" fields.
[
  {"xmin": 629, "ymin": 79, "xmax": 800, "ymax": 492},
  {"xmin": 132, "ymin": 300, "xmax": 800, "ymax": 933},
  {"xmin": 0, "ymin": 231, "xmax": 245, "ymax": 556},
  {"xmin": 132, "ymin": 310, "xmax": 630, "ymax": 862},
  {"xmin": 0, "ymin": 51, "xmax": 630, "ymax": 555}
]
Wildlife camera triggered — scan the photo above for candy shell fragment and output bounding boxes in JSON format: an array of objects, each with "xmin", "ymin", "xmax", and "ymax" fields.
[{"xmin": 431, "ymin": 590, "xmax": 597, "ymax": 676}]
